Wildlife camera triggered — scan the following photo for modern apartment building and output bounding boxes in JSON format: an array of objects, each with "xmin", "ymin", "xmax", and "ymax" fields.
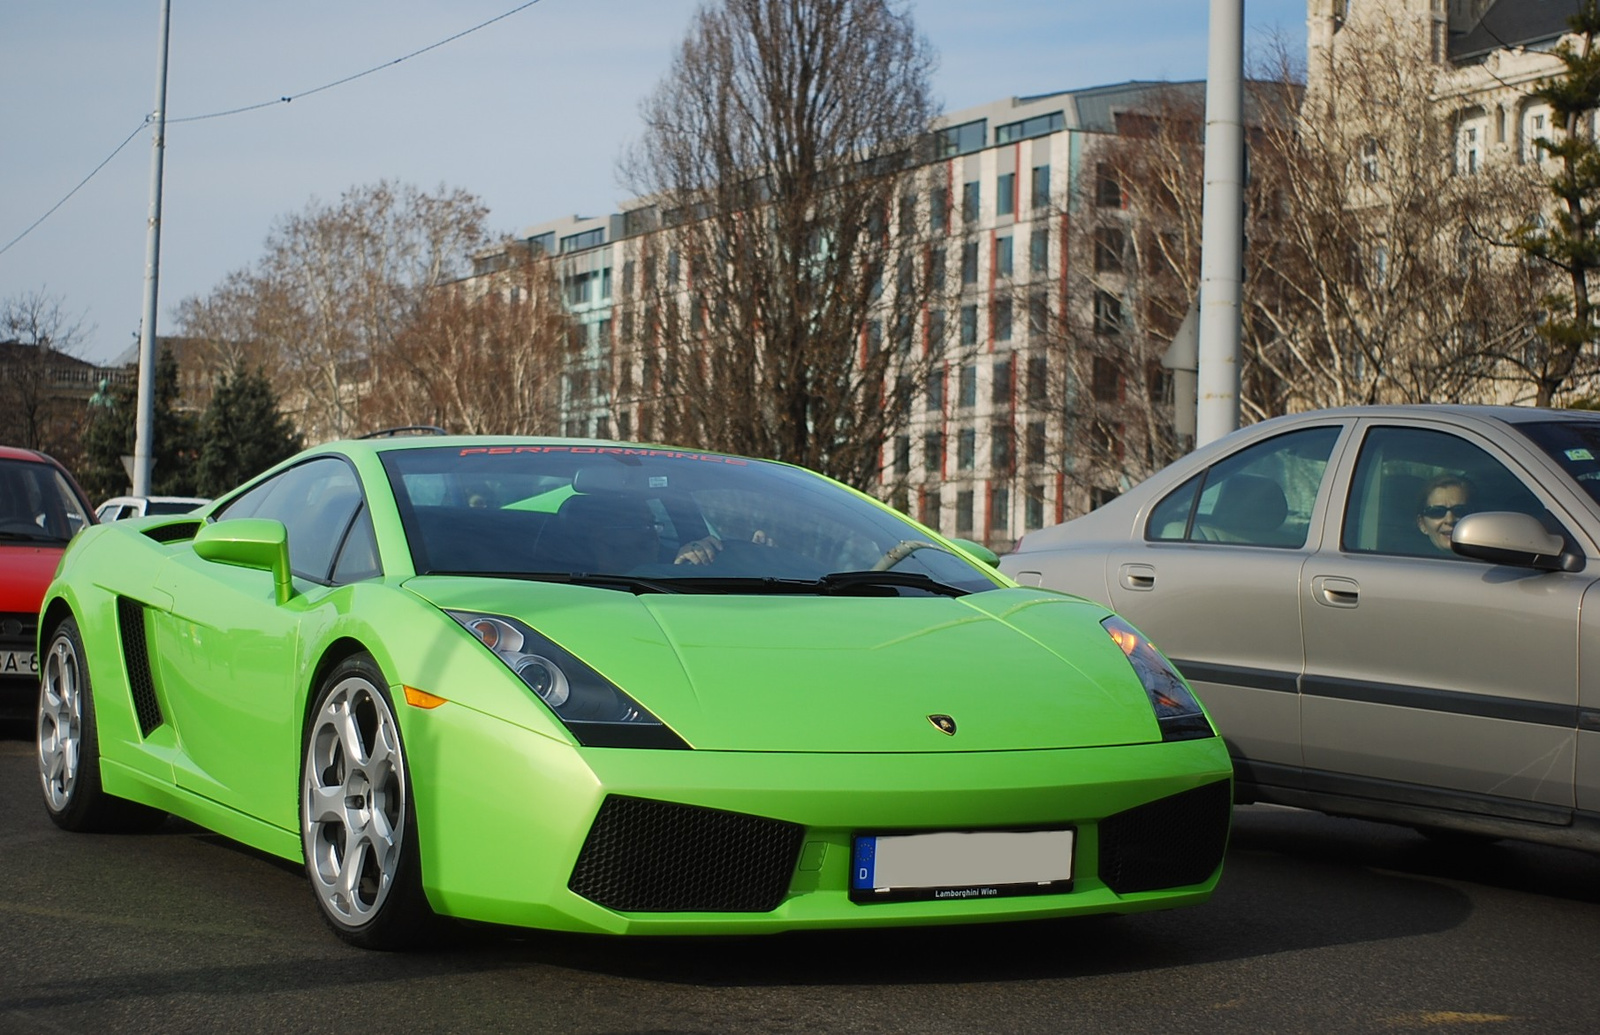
[{"xmin": 473, "ymin": 81, "xmax": 1237, "ymax": 552}]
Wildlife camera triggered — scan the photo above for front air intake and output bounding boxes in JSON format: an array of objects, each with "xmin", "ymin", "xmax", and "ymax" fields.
[
  {"xmin": 116, "ymin": 598, "xmax": 164, "ymax": 737},
  {"xmin": 1098, "ymin": 779, "xmax": 1231, "ymax": 895},
  {"xmin": 569, "ymin": 796, "xmax": 804, "ymax": 913}
]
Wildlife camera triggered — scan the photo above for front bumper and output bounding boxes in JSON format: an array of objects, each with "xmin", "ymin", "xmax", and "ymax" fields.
[{"xmin": 405, "ymin": 701, "xmax": 1234, "ymax": 935}]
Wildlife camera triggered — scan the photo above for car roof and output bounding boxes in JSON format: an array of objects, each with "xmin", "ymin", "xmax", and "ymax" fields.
[
  {"xmin": 309, "ymin": 435, "xmax": 768, "ymax": 465},
  {"xmin": 1255, "ymin": 404, "xmax": 1600, "ymax": 427},
  {"xmin": 0, "ymin": 445, "xmax": 57, "ymax": 465}
]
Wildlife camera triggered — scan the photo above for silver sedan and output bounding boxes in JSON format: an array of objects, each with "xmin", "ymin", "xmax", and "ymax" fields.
[{"xmin": 1002, "ymin": 404, "xmax": 1600, "ymax": 851}]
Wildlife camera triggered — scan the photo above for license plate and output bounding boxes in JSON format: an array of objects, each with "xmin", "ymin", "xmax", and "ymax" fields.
[
  {"xmin": 0, "ymin": 649, "xmax": 38, "ymax": 676},
  {"xmin": 850, "ymin": 828, "xmax": 1075, "ymax": 903}
]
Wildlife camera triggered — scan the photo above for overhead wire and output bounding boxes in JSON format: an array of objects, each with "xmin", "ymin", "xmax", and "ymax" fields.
[{"xmin": 0, "ymin": 0, "xmax": 544, "ymax": 259}]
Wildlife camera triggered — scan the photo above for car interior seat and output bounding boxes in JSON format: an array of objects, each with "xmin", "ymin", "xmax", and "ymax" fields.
[
  {"xmin": 1374, "ymin": 471, "xmax": 1427, "ymax": 555},
  {"xmin": 1197, "ymin": 474, "xmax": 1289, "ymax": 544},
  {"xmin": 542, "ymin": 490, "xmax": 658, "ymax": 572}
]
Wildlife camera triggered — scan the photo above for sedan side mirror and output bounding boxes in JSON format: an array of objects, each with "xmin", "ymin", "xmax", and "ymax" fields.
[
  {"xmin": 193, "ymin": 519, "xmax": 296, "ymax": 603},
  {"xmin": 1451, "ymin": 511, "xmax": 1583, "ymax": 573}
]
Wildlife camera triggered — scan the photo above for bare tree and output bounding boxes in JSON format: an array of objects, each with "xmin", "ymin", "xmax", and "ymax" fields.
[
  {"xmin": 619, "ymin": 0, "xmax": 952, "ymax": 490},
  {"xmin": 368, "ymin": 243, "xmax": 577, "ymax": 434},
  {"xmin": 0, "ymin": 290, "xmax": 91, "ymax": 463},
  {"xmin": 1267, "ymin": 19, "xmax": 1544, "ymax": 411},
  {"xmin": 176, "ymin": 181, "xmax": 490, "ymax": 442}
]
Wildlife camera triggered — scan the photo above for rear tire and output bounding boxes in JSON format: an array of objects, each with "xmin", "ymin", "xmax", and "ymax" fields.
[
  {"xmin": 37, "ymin": 617, "xmax": 166, "ymax": 832},
  {"xmin": 300, "ymin": 653, "xmax": 439, "ymax": 950}
]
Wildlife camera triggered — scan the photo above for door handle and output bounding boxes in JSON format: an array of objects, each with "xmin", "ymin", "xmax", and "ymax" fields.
[
  {"xmin": 1312, "ymin": 575, "xmax": 1360, "ymax": 608},
  {"xmin": 1118, "ymin": 563, "xmax": 1156, "ymax": 591}
]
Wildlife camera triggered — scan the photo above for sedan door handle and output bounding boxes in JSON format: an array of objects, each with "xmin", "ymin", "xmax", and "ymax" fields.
[
  {"xmin": 1312, "ymin": 575, "xmax": 1360, "ymax": 608},
  {"xmin": 1118, "ymin": 563, "xmax": 1157, "ymax": 591}
]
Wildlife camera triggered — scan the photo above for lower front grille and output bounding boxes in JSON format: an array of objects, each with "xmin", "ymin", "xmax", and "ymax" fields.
[
  {"xmin": 1098, "ymin": 779, "xmax": 1231, "ymax": 895},
  {"xmin": 569, "ymin": 796, "xmax": 804, "ymax": 913},
  {"xmin": 0, "ymin": 611, "xmax": 38, "ymax": 651}
]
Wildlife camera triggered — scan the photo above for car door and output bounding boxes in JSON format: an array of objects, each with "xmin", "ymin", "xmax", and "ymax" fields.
[
  {"xmin": 151, "ymin": 457, "xmax": 370, "ymax": 829},
  {"xmin": 1102, "ymin": 423, "xmax": 1349, "ymax": 775},
  {"xmin": 1300, "ymin": 418, "xmax": 1593, "ymax": 814}
]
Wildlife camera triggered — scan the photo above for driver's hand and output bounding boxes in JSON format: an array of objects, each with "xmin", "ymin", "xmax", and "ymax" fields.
[{"xmin": 675, "ymin": 535, "xmax": 723, "ymax": 565}]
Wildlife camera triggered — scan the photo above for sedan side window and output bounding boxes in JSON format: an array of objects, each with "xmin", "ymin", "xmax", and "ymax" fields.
[
  {"xmin": 1343, "ymin": 426, "xmax": 1564, "ymax": 559},
  {"xmin": 1146, "ymin": 426, "xmax": 1341, "ymax": 547},
  {"xmin": 215, "ymin": 458, "xmax": 363, "ymax": 582}
]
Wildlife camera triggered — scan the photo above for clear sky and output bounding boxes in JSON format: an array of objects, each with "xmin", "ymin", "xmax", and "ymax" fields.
[{"xmin": 1, "ymin": 1, "xmax": 1307, "ymax": 366}]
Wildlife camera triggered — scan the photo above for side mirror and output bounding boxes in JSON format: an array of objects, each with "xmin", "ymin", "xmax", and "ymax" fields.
[
  {"xmin": 193, "ymin": 519, "xmax": 295, "ymax": 603},
  {"xmin": 951, "ymin": 537, "xmax": 1001, "ymax": 568},
  {"xmin": 1451, "ymin": 511, "xmax": 1582, "ymax": 573}
]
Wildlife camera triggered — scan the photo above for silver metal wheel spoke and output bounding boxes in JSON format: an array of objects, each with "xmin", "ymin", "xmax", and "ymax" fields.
[
  {"xmin": 337, "ymin": 838, "xmax": 371, "ymax": 914},
  {"xmin": 307, "ymin": 781, "xmax": 346, "ymax": 828},
  {"xmin": 330, "ymin": 699, "xmax": 367, "ymax": 768}
]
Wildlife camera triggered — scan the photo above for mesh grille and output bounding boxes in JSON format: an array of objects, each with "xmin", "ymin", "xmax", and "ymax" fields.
[
  {"xmin": 0, "ymin": 611, "xmax": 37, "ymax": 650},
  {"xmin": 143, "ymin": 521, "xmax": 201, "ymax": 543},
  {"xmin": 569, "ymin": 796, "xmax": 804, "ymax": 913},
  {"xmin": 1098, "ymin": 779, "xmax": 1231, "ymax": 895},
  {"xmin": 116, "ymin": 598, "xmax": 164, "ymax": 737}
]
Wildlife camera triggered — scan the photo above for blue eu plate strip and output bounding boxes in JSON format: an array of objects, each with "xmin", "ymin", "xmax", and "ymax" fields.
[{"xmin": 851, "ymin": 837, "xmax": 877, "ymax": 890}]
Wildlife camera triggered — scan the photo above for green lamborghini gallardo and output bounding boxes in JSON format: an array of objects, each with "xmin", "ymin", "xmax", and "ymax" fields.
[{"xmin": 36, "ymin": 435, "xmax": 1231, "ymax": 949}]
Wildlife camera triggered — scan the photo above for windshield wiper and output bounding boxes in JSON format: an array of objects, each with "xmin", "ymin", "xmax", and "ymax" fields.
[
  {"xmin": 815, "ymin": 570, "xmax": 970, "ymax": 597},
  {"xmin": 424, "ymin": 570, "xmax": 682, "ymax": 595}
]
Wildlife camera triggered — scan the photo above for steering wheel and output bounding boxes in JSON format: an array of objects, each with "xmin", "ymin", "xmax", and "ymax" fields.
[{"xmin": 871, "ymin": 539, "xmax": 949, "ymax": 571}]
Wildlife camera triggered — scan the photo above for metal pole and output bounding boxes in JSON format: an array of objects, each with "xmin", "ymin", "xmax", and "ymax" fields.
[
  {"xmin": 1196, "ymin": 0, "xmax": 1244, "ymax": 446},
  {"xmin": 133, "ymin": 0, "xmax": 172, "ymax": 497}
]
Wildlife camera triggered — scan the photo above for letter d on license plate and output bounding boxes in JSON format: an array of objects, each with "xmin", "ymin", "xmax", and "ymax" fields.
[{"xmin": 850, "ymin": 828, "xmax": 1074, "ymax": 903}]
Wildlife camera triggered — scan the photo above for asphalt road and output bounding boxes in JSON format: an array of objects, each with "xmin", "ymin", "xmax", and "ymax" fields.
[{"xmin": 1, "ymin": 727, "xmax": 1597, "ymax": 1035}]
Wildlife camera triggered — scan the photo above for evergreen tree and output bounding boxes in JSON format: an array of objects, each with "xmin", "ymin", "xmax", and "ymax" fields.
[
  {"xmin": 195, "ymin": 367, "xmax": 302, "ymax": 496},
  {"xmin": 79, "ymin": 345, "xmax": 198, "ymax": 502},
  {"xmin": 1516, "ymin": 1, "xmax": 1600, "ymax": 405}
]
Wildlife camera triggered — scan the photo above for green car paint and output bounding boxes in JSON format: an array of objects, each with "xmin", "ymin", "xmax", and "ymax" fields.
[{"xmin": 38, "ymin": 436, "xmax": 1233, "ymax": 946}]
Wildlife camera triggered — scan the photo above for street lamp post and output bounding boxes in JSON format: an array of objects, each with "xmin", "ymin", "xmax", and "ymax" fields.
[
  {"xmin": 132, "ymin": 0, "xmax": 172, "ymax": 497},
  {"xmin": 1196, "ymin": 0, "xmax": 1244, "ymax": 447}
]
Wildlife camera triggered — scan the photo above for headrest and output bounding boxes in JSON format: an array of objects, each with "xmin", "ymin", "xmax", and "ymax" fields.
[
  {"xmin": 555, "ymin": 492, "xmax": 653, "ymax": 531},
  {"xmin": 1214, "ymin": 474, "xmax": 1287, "ymax": 532}
]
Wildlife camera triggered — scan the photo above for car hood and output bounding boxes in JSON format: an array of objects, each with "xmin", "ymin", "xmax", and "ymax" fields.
[
  {"xmin": 405, "ymin": 578, "xmax": 1162, "ymax": 752},
  {"xmin": 0, "ymin": 543, "xmax": 64, "ymax": 613}
]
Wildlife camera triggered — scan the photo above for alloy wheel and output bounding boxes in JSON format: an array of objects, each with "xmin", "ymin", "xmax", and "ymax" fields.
[
  {"xmin": 37, "ymin": 631, "xmax": 83, "ymax": 813},
  {"xmin": 302, "ymin": 675, "xmax": 407, "ymax": 930}
]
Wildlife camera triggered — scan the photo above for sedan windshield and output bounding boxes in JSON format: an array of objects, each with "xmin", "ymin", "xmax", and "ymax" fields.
[
  {"xmin": 380, "ymin": 445, "xmax": 999, "ymax": 595},
  {"xmin": 0, "ymin": 457, "xmax": 90, "ymax": 543},
  {"xmin": 1516, "ymin": 420, "xmax": 1600, "ymax": 509}
]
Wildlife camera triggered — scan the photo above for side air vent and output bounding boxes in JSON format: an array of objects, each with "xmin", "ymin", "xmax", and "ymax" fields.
[
  {"xmin": 116, "ymin": 598, "xmax": 164, "ymax": 737},
  {"xmin": 143, "ymin": 521, "xmax": 202, "ymax": 543},
  {"xmin": 1098, "ymin": 779, "xmax": 1231, "ymax": 895},
  {"xmin": 569, "ymin": 796, "xmax": 804, "ymax": 913}
]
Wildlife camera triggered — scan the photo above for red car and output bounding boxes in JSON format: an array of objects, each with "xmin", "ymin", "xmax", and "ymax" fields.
[{"xmin": 1, "ymin": 446, "xmax": 94, "ymax": 715}]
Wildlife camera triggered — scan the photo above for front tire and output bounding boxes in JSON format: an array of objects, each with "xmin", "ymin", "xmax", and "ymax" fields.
[
  {"xmin": 300, "ymin": 653, "xmax": 438, "ymax": 950},
  {"xmin": 37, "ymin": 617, "xmax": 166, "ymax": 832}
]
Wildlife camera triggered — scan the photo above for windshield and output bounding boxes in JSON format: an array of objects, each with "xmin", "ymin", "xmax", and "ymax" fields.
[
  {"xmin": 380, "ymin": 445, "xmax": 999, "ymax": 595},
  {"xmin": 1516, "ymin": 420, "xmax": 1600, "ymax": 508},
  {"xmin": 0, "ymin": 457, "xmax": 91, "ymax": 543}
]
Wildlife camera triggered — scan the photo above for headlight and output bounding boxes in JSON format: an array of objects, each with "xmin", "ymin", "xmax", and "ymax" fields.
[
  {"xmin": 1101, "ymin": 614, "xmax": 1214, "ymax": 742},
  {"xmin": 447, "ymin": 611, "xmax": 687, "ymax": 749}
]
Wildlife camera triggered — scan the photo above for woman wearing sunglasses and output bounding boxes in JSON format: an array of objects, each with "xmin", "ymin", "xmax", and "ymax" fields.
[{"xmin": 1416, "ymin": 474, "xmax": 1476, "ymax": 555}]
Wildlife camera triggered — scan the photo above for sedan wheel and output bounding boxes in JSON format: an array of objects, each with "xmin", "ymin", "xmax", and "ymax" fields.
[{"xmin": 301, "ymin": 655, "xmax": 436, "ymax": 949}]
